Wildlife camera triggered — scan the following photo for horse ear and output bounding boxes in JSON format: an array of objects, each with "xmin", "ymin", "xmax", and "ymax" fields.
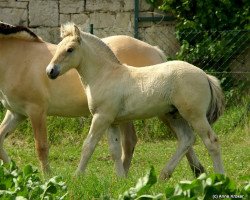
[
  {"xmin": 73, "ymin": 25, "xmax": 82, "ymax": 43},
  {"xmin": 73, "ymin": 24, "xmax": 81, "ymax": 37},
  {"xmin": 60, "ymin": 23, "xmax": 81, "ymax": 39}
]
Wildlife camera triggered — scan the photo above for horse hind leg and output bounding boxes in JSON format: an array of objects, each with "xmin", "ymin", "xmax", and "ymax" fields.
[
  {"xmin": 159, "ymin": 114, "xmax": 196, "ymax": 180},
  {"xmin": 179, "ymin": 108, "xmax": 224, "ymax": 174},
  {"xmin": 0, "ymin": 110, "xmax": 26, "ymax": 162},
  {"xmin": 108, "ymin": 125, "xmax": 126, "ymax": 177},
  {"xmin": 193, "ymin": 117, "xmax": 224, "ymax": 174},
  {"xmin": 186, "ymin": 147, "xmax": 205, "ymax": 177},
  {"xmin": 160, "ymin": 114, "xmax": 205, "ymax": 178},
  {"xmin": 119, "ymin": 122, "xmax": 137, "ymax": 175}
]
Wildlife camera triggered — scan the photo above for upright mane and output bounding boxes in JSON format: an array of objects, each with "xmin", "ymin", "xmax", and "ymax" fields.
[
  {"xmin": 0, "ymin": 22, "xmax": 43, "ymax": 42},
  {"xmin": 61, "ymin": 23, "xmax": 121, "ymax": 64}
]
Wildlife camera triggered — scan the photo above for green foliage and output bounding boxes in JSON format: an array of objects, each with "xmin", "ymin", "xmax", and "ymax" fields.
[
  {"xmin": 165, "ymin": 173, "xmax": 249, "ymax": 199},
  {"xmin": 145, "ymin": 0, "xmax": 250, "ymax": 91},
  {"xmin": 119, "ymin": 166, "xmax": 163, "ymax": 200},
  {"xmin": 0, "ymin": 160, "xmax": 67, "ymax": 200},
  {"xmin": 119, "ymin": 167, "xmax": 249, "ymax": 200}
]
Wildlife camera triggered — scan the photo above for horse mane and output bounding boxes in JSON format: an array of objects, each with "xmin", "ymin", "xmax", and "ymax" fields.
[
  {"xmin": 61, "ymin": 23, "xmax": 121, "ymax": 64},
  {"xmin": 0, "ymin": 22, "xmax": 43, "ymax": 42}
]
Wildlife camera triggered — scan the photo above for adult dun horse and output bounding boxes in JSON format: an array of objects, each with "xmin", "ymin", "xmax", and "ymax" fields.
[
  {"xmin": 46, "ymin": 23, "xmax": 225, "ymax": 179},
  {"xmin": 0, "ymin": 22, "xmax": 204, "ymax": 177}
]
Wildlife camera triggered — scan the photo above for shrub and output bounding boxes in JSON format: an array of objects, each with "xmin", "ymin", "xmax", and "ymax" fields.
[
  {"xmin": 145, "ymin": 0, "xmax": 249, "ymax": 91},
  {"xmin": 0, "ymin": 160, "xmax": 67, "ymax": 200},
  {"xmin": 119, "ymin": 166, "xmax": 250, "ymax": 200}
]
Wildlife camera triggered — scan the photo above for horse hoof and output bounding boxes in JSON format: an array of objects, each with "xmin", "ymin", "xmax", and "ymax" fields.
[{"xmin": 159, "ymin": 171, "xmax": 171, "ymax": 181}]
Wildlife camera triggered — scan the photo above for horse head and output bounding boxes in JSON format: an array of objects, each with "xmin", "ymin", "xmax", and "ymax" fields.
[{"xmin": 46, "ymin": 23, "xmax": 82, "ymax": 79}]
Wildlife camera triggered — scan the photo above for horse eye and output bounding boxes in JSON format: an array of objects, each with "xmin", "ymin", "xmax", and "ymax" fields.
[{"xmin": 67, "ymin": 48, "xmax": 74, "ymax": 53}]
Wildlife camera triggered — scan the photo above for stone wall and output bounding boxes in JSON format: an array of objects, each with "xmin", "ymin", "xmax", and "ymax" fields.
[{"xmin": 0, "ymin": 0, "xmax": 179, "ymax": 56}]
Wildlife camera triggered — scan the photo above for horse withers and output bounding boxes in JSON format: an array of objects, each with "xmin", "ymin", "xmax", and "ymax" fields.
[{"xmin": 46, "ymin": 23, "xmax": 225, "ymax": 179}]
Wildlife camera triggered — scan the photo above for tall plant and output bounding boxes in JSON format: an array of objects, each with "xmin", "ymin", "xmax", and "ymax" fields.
[{"xmin": 146, "ymin": 0, "xmax": 249, "ymax": 90}]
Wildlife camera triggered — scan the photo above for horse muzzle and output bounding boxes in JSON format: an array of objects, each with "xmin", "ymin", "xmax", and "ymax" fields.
[{"xmin": 46, "ymin": 64, "xmax": 60, "ymax": 79}]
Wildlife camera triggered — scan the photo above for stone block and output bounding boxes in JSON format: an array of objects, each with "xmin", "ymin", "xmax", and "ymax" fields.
[
  {"xmin": 140, "ymin": 0, "xmax": 152, "ymax": 11},
  {"xmin": 29, "ymin": 0, "xmax": 59, "ymax": 27},
  {"xmin": 86, "ymin": 0, "xmax": 123, "ymax": 12},
  {"xmin": 141, "ymin": 25, "xmax": 179, "ymax": 57},
  {"xmin": 31, "ymin": 27, "xmax": 60, "ymax": 44},
  {"xmin": 0, "ymin": 8, "xmax": 27, "ymax": 26},
  {"xmin": 114, "ymin": 12, "xmax": 132, "ymax": 29},
  {"xmin": 123, "ymin": 0, "xmax": 134, "ymax": 11},
  {"xmin": 71, "ymin": 13, "xmax": 89, "ymax": 25},
  {"xmin": 60, "ymin": 14, "xmax": 71, "ymax": 24},
  {"xmin": 59, "ymin": 0, "xmax": 85, "ymax": 14},
  {"xmin": 94, "ymin": 27, "xmax": 133, "ymax": 38},
  {"xmin": 89, "ymin": 12, "xmax": 115, "ymax": 28},
  {"xmin": 0, "ymin": 0, "xmax": 28, "ymax": 8}
]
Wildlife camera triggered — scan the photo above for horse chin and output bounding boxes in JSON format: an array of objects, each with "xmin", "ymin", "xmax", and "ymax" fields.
[
  {"xmin": 47, "ymin": 70, "xmax": 60, "ymax": 79},
  {"xmin": 49, "ymin": 73, "xmax": 59, "ymax": 79}
]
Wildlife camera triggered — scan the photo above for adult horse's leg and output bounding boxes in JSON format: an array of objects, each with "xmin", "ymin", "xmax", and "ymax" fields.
[
  {"xmin": 27, "ymin": 107, "xmax": 50, "ymax": 173},
  {"xmin": 160, "ymin": 114, "xmax": 205, "ymax": 178},
  {"xmin": 159, "ymin": 114, "xmax": 197, "ymax": 180},
  {"xmin": 119, "ymin": 122, "xmax": 137, "ymax": 175},
  {"xmin": 0, "ymin": 110, "xmax": 26, "ymax": 162},
  {"xmin": 107, "ymin": 125, "xmax": 126, "ymax": 177}
]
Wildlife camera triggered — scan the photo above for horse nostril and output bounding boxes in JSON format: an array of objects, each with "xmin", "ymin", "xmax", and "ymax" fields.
[
  {"xmin": 47, "ymin": 64, "xmax": 60, "ymax": 79},
  {"xmin": 50, "ymin": 68, "xmax": 54, "ymax": 75}
]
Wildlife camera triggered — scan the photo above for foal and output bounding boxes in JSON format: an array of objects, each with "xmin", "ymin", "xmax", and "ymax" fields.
[
  {"xmin": 46, "ymin": 23, "xmax": 225, "ymax": 179},
  {"xmin": 0, "ymin": 22, "xmax": 204, "ymax": 177}
]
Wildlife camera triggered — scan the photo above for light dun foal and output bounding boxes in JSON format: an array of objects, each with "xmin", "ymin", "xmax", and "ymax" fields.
[
  {"xmin": 0, "ymin": 22, "xmax": 205, "ymax": 177},
  {"xmin": 46, "ymin": 24, "xmax": 225, "ymax": 179}
]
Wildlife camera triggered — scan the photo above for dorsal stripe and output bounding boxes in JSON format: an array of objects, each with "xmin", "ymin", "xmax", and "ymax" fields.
[{"xmin": 0, "ymin": 22, "xmax": 42, "ymax": 42}]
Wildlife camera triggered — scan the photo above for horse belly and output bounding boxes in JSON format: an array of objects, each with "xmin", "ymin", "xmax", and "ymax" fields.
[
  {"xmin": 47, "ymin": 100, "xmax": 90, "ymax": 117},
  {"xmin": 0, "ymin": 91, "xmax": 27, "ymax": 116},
  {"xmin": 116, "ymin": 98, "xmax": 172, "ymax": 122}
]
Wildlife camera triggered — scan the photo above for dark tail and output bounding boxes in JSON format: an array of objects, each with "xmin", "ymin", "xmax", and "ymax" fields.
[{"xmin": 206, "ymin": 75, "xmax": 225, "ymax": 124}]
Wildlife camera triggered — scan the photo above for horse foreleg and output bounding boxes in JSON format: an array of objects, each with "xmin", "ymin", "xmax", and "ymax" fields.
[
  {"xmin": 0, "ymin": 110, "xmax": 26, "ymax": 162},
  {"xmin": 28, "ymin": 109, "xmax": 50, "ymax": 173},
  {"xmin": 107, "ymin": 125, "xmax": 126, "ymax": 177},
  {"xmin": 76, "ymin": 114, "xmax": 111, "ymax": 175},
  {"xmin": 159, "ymin": 114, "xmax": 196, "ymax": 180},
  {"xmin": 120, "ymin": 122, "xmax": 137, "ymax": 175}
]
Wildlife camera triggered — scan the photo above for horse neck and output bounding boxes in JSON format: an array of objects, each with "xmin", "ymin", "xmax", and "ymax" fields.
[{"xmin": 78, "ymin": 32, "xmax": 122, "ymax": 86}]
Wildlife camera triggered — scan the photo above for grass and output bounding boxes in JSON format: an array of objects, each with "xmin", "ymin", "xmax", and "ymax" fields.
[{"xmin": 0, "ymin": 97, "xmax": 249, "ymax": 199}]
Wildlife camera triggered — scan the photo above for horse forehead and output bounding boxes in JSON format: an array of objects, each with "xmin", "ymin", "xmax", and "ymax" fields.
[{"xmin": 59, "ymin": 38, "xmax": 71, "ymax": 47}]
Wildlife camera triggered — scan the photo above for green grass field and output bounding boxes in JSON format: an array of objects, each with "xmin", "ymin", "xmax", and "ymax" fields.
[{"xmin": 0, "ymin": 97, "xmax": 249, "ymax": 199}]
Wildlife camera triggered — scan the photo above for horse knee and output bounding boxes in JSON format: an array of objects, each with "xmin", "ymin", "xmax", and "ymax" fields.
[
  {"xmin": 36, "ymin": 145, "xmax": 49, "ymax": 159},
  {"xmin": 204, "ymin": 133, "xmax": 220, "ymax": 154}
]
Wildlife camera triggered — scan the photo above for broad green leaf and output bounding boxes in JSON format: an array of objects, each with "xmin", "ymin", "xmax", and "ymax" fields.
[
  {"xmin": 165, "ymin": 187, "xmax": 175, "ymax": 197},
  {"xmin": 23, "ymin": 165, "xmax": 35, "ymax": 177},
  {"xmin": 136, "ymin": 193, "xmax": 163, "ymax": 200},
  {"xmin": 119, "ymin": 166, "xmax": 157, "ymax": 199}
]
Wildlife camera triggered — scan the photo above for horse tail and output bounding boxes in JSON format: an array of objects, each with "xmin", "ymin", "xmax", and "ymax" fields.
[
  {"xmin": 153, "ymin": 46, "xmax": 167, "ymax": 62},
  {"xmin": 206, "ymin": 74, "xmax": 225, "ymax": 124}
]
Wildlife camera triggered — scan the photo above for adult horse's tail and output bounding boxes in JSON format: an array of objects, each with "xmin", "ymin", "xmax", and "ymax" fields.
[
  {"xmin": 206, "ymin": 75, "xmax": 225, "ymax": 124},
  {"xmin": 153, "ymin": 46, "xmax": 167, "ymax": 62}
]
